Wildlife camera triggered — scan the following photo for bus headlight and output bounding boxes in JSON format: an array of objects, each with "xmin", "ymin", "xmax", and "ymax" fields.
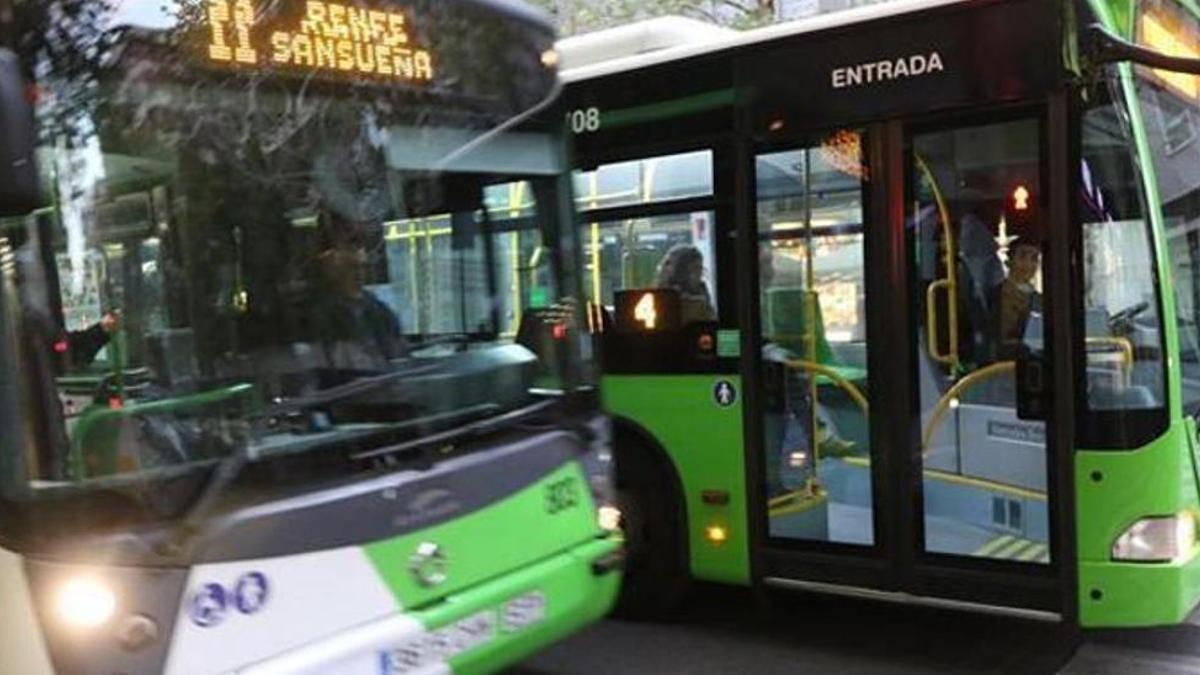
[
  {"xmin": 56, "ymin": 577, "xmax": 117, "ymax": 629},
  {"xmin": 1112, "ymin": 513, "xmax": 1196, "ymax": 563}
]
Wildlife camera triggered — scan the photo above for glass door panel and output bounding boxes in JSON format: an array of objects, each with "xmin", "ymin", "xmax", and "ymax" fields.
[
  {"xmin": 756, "ymin": 131, "xmax": 873, "ymax": 546},
  {"xmin": 909, "ymin": 119, "xmax": 1051, "ymax": 564}
]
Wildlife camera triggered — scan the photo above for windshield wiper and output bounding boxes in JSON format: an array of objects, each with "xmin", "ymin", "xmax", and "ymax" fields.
[
  {"xmin": 259, "ymin": 362, "xmax": 440, "ymax": 417},
  {"xmin": 155, "ymin": 362, "xmax": 444, "ymax": 559},
  {"xmin": 351, "ymin": 399, "xmax": 558, "ymax": 463}
]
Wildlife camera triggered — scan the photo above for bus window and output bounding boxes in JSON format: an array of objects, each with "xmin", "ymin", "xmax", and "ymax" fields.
[
  {"xmin": 1131, "ymin": 5, "xmax": 1200, "ymax": 429},
  {"xmin": 573, "ymin": 150, "xmax": 713, "ymax": 210},
  {"xmin": 756, "ymin": 132, "xmax": 873, "ymax": 546},
  {"xmin": 385, "ymin": 181, "xmax": 554, "ymax": 340},
  {"xmin": 575, "ymin": 150, "xmax": 718, "ymax": 323}
]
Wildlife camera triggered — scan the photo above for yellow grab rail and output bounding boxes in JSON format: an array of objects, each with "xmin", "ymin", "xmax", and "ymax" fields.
[
  {"xmin": 925, "ymin": 279, "xmax": 955, "ymax": 366},
  {"xmin": 1085, "ymin": 336, "xmax": 1135, "ymax": 385},
  {"xmin": 781, "ymin": 358, "xmax": 870, "ymax": 417},
  {"xmin": 915, "ymin": 153, "xmax": 959, "ymax": 371},
  {"xmin": 921, "ymin": 360, "xmax": 1015, "ymax": 457}
]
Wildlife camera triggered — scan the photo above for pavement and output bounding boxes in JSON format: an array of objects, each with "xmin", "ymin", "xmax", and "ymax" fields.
[{"xmin": 510, "ymin": 584, "xmax": 1200, "ymax": 674}]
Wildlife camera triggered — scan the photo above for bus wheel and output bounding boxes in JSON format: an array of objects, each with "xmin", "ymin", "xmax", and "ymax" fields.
[{"xmin": 613, "ymin": 436, "xmax": 689, "ymax": 619}]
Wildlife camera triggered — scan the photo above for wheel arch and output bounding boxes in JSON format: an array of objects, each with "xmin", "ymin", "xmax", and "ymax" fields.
[{"xmin": 609, "ymin": 414, "xmax": 692, "ymax": 567}]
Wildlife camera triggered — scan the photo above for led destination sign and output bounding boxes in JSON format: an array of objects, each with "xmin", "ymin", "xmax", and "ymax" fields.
[{"xmin": 205, "ymin": 0, "xmax": 434, "ymax": 82}]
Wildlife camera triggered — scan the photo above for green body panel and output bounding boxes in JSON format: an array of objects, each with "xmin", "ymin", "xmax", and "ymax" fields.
[
  {"xmin": 1074, "ymin": 0, "xmax": 1200, "ymax": 626},
  {"xmin": 1076, "ymin": 422, "xmax": 1200, "ymax": 625},
  {"xmin": 602, "ymin": 374, "xmax": 751, "ymax": 585},
  {"xmin": 364, "ymin": 461, "xmax": 603, "ymax": 608},
  {"xmin": 1097, "ymin": 0, "xmax": 1135, "ymax": 37},
  {"xmin": 426, "ymin": 537, "xmax": 620, "ymax": 675}
]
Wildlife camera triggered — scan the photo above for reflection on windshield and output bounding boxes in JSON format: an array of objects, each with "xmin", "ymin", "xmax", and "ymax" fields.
[{"xmin": 0, "ymin": 0, "xmax": 577, "ymax": 506}]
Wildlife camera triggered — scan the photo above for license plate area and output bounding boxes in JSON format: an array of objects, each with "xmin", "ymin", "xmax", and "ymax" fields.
[{"xmin": 379, "ymin": 591, "xmax": 546, "ymax": 674}]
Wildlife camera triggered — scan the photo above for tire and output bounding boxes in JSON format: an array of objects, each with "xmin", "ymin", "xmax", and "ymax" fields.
[{"xmin": 612, "ymin": 430, "xmax": 690, "ymax": 619}]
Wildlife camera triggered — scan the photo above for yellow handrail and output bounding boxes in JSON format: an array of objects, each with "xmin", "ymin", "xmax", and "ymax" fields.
[
  {"xmin": 588, "ymin": 172, "xmax": 601, "ymax": 303},
  {"xmin": 915, "ymin": 153, "xmax": 958, "ymax": 370},
  {"xmin": 925, "ymin": 279, "xmax": 953, "ymax": 365},
  {"xmin": 921, "ymin": 360, "xmax": 1015, "ymax": 456},
  {"xmin": 782, "ymin": 358, "xmax": 870, "ymax": 417},
  {"xmin": 1085, "ymin": 336, "xmax": 1135, "ymax": 383}
]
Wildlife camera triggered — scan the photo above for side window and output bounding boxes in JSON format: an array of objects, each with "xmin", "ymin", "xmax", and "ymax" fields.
[
  {"xmin": 381, "ymin": 213, "xmax": 494, "ymax": 336},
  {"xmin": 575, "ymin": 150, "xmax": 718, "ymax": 325},
  {"xmin": 1131, "ymin": 1, "xmax": 1200, "ymax": 426},
  {"xmin": 1076, "ymin": 74, "xmax": 1168, "ymax": 447},
  {"xmin": 382, "ymin": 180, "xmax": 551, "ymax": 339}
]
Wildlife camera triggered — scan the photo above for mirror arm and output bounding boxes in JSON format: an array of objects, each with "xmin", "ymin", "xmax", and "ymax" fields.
[{"xmin": 1088, "ymin": 23, "xmax": 1200, "ymax": 75}]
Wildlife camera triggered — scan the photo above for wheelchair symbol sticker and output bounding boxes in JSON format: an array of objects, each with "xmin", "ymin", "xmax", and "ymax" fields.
[
  {"xmin": 190, "ymin": 583, "xmax": 228, "ymax": 628},
  {"xmin": 713, "ymin": 380, "xmax": 737, "ymax": 408},
  {"xmin": 235, "ymin": 571, "xmax": 270, "ymax": 615},
  {"xmin": 190, "ymin": 571, "xmax": 271, "ymax": 628}
]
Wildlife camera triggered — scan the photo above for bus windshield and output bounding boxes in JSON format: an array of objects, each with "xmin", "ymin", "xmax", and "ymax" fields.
[
  {"xmin": 1137, "ymin": 0, "xmax": 1200, "ymax": 417},
  {"xmin": 0, "ymin": 0, "xmax": 576, "ymax": 531}
]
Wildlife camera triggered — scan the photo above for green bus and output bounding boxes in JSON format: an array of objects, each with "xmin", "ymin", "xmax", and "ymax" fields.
[
  {"xmin": 560, "ymin": 0, "xmax": 1200, "ymax": 627},
  {"xmin": 0, "ymin": 0, "xmax": 620, "ymax": 673}
]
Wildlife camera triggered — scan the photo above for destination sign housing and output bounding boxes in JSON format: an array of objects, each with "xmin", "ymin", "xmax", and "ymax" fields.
[{"xmin": 205, "ymin": 0, "xmax": 434, "ymax": 82}]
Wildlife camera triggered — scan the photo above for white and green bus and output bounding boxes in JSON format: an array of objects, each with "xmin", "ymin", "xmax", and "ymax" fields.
[
  {"xmin": 0, "ymin": 1, "xmax": 620, "ymax": 673},
  {"xmin": 561, "ymin": 0, "xmax": 1200, "ymax": 627}
]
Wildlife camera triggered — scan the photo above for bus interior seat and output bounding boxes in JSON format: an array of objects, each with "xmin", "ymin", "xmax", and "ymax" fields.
[
  {"xmin": 763, "ymin": 286, "xmax": 867, "ymax": 386},
  {"xmin": 622, "ymin": 247, "xmax": 661, "ymax": 289},
  {"xmin": 1086, "ymin": 379, "xmax": 1159, "ymax": 409}
]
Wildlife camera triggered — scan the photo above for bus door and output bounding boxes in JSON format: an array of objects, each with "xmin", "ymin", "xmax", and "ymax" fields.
[
  {"xmin": 753, "ymin": 131, "xmax": 882, "ymax": 575},
  {"xmin": 751, "ymin": 115, "xmax": 1064, "ymax": 615},
  {"xmin": 906, "ymin": 115, "xmax": 1060, "ymax": 589}
]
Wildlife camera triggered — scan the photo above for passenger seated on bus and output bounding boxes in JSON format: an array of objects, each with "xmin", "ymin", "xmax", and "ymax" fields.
[
  {"xmin": 956, "ymin": 210, "xmax": 1006, "ymax": 366},
  {"xmin": 654, "ymin": 244, "xmax": 715, "ymax": 325},
  {"xmin": 311, "ymin": 238, "xmax": 408, "ymax": 370},
  {"xmin": 991, "ymin": 235, "xmax": 1042, "ymax": 360}
]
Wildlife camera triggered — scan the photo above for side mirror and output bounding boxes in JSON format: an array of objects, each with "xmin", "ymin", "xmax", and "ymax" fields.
[{"xmin": 0, "ymin": 49, "xmax": 40, "ymax": 217}]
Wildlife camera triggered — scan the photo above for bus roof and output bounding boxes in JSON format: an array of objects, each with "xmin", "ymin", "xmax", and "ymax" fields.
[{"xmin": 558, "ymin": 0, "xmax": 970, "ymax": 82}]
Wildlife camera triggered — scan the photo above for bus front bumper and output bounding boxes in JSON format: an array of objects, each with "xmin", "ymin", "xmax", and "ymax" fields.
[
  {"xmin": 1079, "ymin": 546, "xmax": 1200, "ymax": 627},
  {"xmin": 236, "ymin": 536, "xmax": 622, "ymax": 675}
]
